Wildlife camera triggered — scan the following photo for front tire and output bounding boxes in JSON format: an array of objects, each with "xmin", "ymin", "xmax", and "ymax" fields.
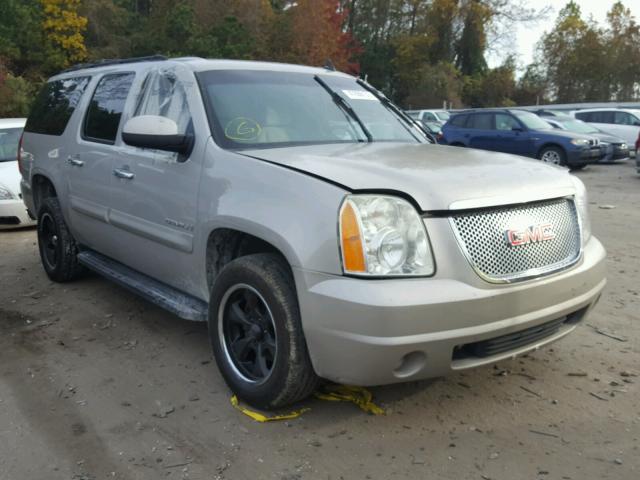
[
  {"xmin": 208, "ymin": 253, "xmax": 318, "ymax": 409},
  {"xmin": 37, "ymin": 197, "xmax": 84, "ymax": 282},
  {"xmin": 538, "ymin": 146, "xmax": 566, "ymax": 166}
]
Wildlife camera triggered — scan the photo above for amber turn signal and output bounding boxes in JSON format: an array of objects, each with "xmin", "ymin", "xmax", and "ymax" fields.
[{"xmin": 340, "ymin": 201, "xmax": 366, "ymax": 273}]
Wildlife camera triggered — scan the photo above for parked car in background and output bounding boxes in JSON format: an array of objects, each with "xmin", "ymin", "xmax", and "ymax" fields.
[
  {"xmin": 420, "ymin": 120, "xmax": 444, "ymax": 142},
  {"xmin": 407, "ymin": 109, "xmax": 451, "ymax": 124},
  {"xmin": 19, "ymin": 57, "xmax": 606, "ymax": 409},
  {"xmin": 442, "ymin": 109, "xmax": 605, "ymax": 169},
  {"xmin": 0, "ymin": 118, "xmax": 36, "ymax": 229},
  {"xmin": 571, "ymin": 109, "xmax": 640, "ymax": 158},
  {"xmin": 539, "ymin": 113, "xmax": 629, "ymax": 163}
]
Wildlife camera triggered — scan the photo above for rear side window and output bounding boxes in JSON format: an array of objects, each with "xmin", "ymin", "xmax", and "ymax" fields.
[
  {"xmin": 84, "ymin": 73, "xmax": 135, "ymax": 144},
  {"xmin": 449, "ymin": 114, "xmax": 467, "ymax": 127},
  {"xmin": 24, "ymin": 76, "xmax": 90, "ymax": 136},
  {"xmin": 577, "ymin": 111, "xmax": 614, "ymax": 124},
  {"xmin": 468, "ymin": 113, "xmax": 493, "ymax": 130}
]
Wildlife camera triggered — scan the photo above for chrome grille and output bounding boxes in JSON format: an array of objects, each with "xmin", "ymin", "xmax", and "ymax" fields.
[{"xmin": 450, "ymin": 198, "xmax": 581, "ymax": 282}]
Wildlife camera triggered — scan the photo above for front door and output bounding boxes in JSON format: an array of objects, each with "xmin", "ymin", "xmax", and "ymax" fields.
[{"xmin": 107, "ymin": 65, "xmax": 205, "ymax": 296}]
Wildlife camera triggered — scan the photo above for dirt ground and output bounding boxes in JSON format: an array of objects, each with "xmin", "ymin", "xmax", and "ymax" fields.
[{"xmin": 1, "ymin": 161, "xmax": 638, "ymax": 480}]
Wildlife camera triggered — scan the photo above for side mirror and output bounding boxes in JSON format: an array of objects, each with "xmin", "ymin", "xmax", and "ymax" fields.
[
  {"xmin": 122, "ymin": 115, "xmax": 193, "ymax": 155},
  {"xmin": 512, "ymin": 126, "xmax": 524, "ymax": 132}
]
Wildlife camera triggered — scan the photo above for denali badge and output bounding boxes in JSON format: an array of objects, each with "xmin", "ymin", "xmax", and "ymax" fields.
[{"xmin": 505, "ymin": 223, "xmax": 556, "ymax": 247}]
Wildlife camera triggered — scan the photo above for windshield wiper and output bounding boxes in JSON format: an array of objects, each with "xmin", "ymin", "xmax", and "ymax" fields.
[
  {"xmin": 356, "ymin": 79, "xmax": 435, "ymax": 144},
  {"xmin": 314, "ymin": 75, "xmax": 372, "ymax": 143}
]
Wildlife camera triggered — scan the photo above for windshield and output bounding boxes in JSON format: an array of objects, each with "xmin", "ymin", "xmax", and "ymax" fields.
[
  {"xmin": 0, "ymin": 127, "xmax": 22, "ymax": 162},
  {"xmin": 435, "ymin": 111, "xmax": 450, "ymax": 121},
  {"xmin": 197, "ymin": 70, "xmax": 421, "ymax": 149},
  {"xmin": 513, "ymin": 111, "xmax": 553, "ymax": 130},
  {"xmin": 557, "ymin": 119, "xmax": 599, "ymax": 134}
]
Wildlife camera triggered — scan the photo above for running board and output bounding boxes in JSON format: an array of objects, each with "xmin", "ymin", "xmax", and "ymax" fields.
[{"xmin": 77, "ymin": 250, "xmax": 208, "ymax": 322}]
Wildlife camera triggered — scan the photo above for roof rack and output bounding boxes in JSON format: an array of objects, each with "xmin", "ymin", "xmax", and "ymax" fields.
[{"xmin": 60, "ymin": 55, "xmax": 168, "ymax": 74}]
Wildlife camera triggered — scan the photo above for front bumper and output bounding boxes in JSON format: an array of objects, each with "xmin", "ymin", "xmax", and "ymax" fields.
[
  {"xmin": 568, "ymin": 146, "xmax": 604, "ymax": 165},
  {"xmin": 295, "ymin": 237, "xmax": 606, "ymax": 386},
  {"xmin": 0, "ymin": 198, "xmax": 36, "ymax": 229}
]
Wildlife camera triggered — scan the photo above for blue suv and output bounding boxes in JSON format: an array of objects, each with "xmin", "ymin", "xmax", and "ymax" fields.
[{"xmin": 442, "ymin": 109, "xmax": 605, "ymax": 169}]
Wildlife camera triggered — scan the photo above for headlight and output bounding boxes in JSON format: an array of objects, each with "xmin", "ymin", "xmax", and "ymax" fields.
[
  {"xmin": 570, "ymin": 176, "xmax": 591, "ymax": 245},
  {"xmin": 339, "ymin": 194, "xmax": 435, "ymax": 276},
  {"xmin": 570, "ymin": 138, "xmax": 590, "ymax": 146},
  {"xmin": 0, "ymin": 184, "xmax": 15, "ymax": 200}
]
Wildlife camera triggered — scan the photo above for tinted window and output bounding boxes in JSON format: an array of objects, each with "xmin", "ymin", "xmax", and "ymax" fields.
[
  {"xmin": 449, "ymin": 114, "xmax": 467, "ymax": 127},
  {"xmin": 0, "ymin": 127, "xmax": 23, "ymax": 162},
  {"xmin": 495, "ymin": 113, "xmax": 520, "ymax": 131},
  {"xmin": 468, "ymin": 113, "xmax": 493, "ymax": 129},
  {"xmin": 84, "ymin": 73, "xmax": 135, "ymax": 144},
  {"xmin": 24, "ymin": 77, "xmax": 90, "ymax": 136},
  {"xmin": 578, "ymin": 111, "xmax": 614, "ymax": 123}
]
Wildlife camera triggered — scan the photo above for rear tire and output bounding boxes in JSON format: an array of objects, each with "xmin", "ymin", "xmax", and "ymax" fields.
[
  {"xmin": 538, "ymin": 146, "xmax": 567, "ymax": 166},
  {"xmin": 37, "ymin": 197, "xmax": 84, "ymax": 282},
  {"xmin": 208, "ymin": 253, "xmax": 318, "ymax": 409}
]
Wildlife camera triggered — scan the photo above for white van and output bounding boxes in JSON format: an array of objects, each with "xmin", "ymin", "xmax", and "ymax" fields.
[{"xmin": 572, "ymin": 109, "xmax": 640, "ymax": 157}]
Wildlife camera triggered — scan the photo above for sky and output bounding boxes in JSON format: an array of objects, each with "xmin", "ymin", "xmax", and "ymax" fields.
[{"xmin": 487, "ymin": 0, "xmax": 640, "ymax": 72}]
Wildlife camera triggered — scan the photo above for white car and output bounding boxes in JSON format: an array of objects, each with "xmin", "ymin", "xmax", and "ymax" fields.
[
  {"xmin": 571, "ymin": 109, "xmax": 640, "ymax": 157},
  {"xmin": 406, "ymin": 109, "xmax": 451, "ymax": 124},
  {"xmin": 0, "ymin": 118, "xmax": 35, "ymax": 229}
]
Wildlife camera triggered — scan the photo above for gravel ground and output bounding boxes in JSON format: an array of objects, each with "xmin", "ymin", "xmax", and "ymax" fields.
[{"xmin": 0, "ymin": 161, "xmax": 638, "ymax": 480}]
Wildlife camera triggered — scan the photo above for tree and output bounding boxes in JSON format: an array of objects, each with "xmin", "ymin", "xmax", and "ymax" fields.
[
  {"xmin": 41, "ymin": 0, "xmax": 88, "ymax": 67},
  {"xmin": 456, "ymin": 0, "xmax": 490, "ymax": 76}
]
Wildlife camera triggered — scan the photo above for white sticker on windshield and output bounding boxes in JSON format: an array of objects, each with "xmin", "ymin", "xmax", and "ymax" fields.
[{"xmin": 342, "ymin": 90, "xmax": 377, "ymax": 101}]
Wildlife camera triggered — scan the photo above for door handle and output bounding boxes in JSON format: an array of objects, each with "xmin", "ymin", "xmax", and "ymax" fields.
[
  {"xmin": 113, "ymin": 168, "xmax": 135, "ymax": 180},
  {"xmin": 66, "ymin": 156, "xmax": 84, "ymax": 167}
]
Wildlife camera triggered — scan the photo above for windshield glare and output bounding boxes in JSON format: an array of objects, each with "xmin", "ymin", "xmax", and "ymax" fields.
[
  {"xmin": 0, "ymin": 127, "xmax": 22, "ymax": 162},
  {"xmin": 435, "ymin": 111, "xmax": 450, "ymax": 121},
  {"xmin": 513, "ymin": 111, "xmax": 553, "ymax": 130},
  {"xmin": 198, "ymin": 70, "xmax": 421, "ymax": 149}
]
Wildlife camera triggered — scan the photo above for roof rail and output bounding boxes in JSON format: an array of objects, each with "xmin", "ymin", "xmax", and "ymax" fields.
[{"xmin": 60, "ymin": 55, "xmax": 168, "ymax": 74}]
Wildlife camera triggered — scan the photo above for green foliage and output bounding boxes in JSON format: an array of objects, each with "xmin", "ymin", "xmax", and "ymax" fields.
[
  {"xmin": 0, "ymin": 65, "xmax": 37, "ymax": 117},
  {"xmin": 1, "ymin": 0, "xmax": 639, "ymax": 116},
  {"xmin": 538, "ymin": 0, "xmax": 640, "ymax": 102}
]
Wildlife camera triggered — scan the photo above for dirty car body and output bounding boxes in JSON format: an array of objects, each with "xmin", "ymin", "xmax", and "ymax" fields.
[{"xmin": 19, "ymin": 58, "xmax": 606, "ymax": 407}]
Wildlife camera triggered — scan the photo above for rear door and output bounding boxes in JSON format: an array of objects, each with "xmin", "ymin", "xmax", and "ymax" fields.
[
  {"xmin": 107, "ymin": 64, "xmax": 205, "ymax": 293},
  {"xmin": 466, "ymin": 113, "xmax": 497, "ymax": 151},
  {"xmin": 68, "ymin": 72, "xmax": 136, "ymax": 253}
]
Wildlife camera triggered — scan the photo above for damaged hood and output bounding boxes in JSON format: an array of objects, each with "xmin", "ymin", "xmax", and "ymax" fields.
[{"xmin": 242, "ymin": 142, "xmax": 576, "ymax": 211}]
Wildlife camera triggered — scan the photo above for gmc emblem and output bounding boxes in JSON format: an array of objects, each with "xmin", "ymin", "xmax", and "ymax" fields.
[{"xmin": 505, "ymin": 223, "xmax": 556, "ymax": 247}]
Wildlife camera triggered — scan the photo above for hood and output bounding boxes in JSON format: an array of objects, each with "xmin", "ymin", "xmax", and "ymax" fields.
[
  {"xmin": 590, "ymin": 132, "xmax": 627, "ymax": 145},
  {"xmin": 242, "ymin": 143, "xmax": 576, "ymax": 211},
  {"xmin": 531, "ymin": 128, "xmax": 594, "ymax": 142},
  {"xmin": 0, "ymin": 160, "xmax": 21, "ymax": 194}
]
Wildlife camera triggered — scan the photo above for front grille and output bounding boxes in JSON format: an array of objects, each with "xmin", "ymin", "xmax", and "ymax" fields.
[
  {"xmin": 450, "ymin": 198, "xmax": 581, "ymax": 282},
  {"xmin": 453, "ymin": 307, "xmax": 587, "ymax": 360}
]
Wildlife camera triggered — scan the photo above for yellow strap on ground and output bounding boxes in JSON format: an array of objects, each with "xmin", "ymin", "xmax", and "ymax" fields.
[
  {"xmin": 314, "ymin": 384, "xmax": 386, "ymax": 415},
  {"xmin": 230, "ymin": 395, "xmax": 310, "ymax": 422}
]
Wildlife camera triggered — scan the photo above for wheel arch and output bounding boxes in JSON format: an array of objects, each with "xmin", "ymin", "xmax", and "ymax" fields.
[
  {"xmin": 205, "ymin": 226, "xmax": 298, "ymax": 292},
  {"xmin": 537, "ymin": 142, "xmax": 566, "ymax": 159},
  {"xmin": 31, "ymin": 174, "xmax": 58, "ymax": 213}
]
